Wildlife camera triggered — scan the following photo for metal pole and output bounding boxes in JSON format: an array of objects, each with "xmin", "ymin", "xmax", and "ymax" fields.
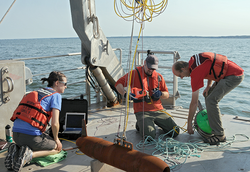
[{"xmin": 0, "ymin": 0, "xmax": 17, "ymax": 24}]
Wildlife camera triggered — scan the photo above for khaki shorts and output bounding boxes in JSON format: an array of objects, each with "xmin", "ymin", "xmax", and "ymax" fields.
[{"xmin": 13, "ymin": 132, "xmax": 56, "ymax": 151}]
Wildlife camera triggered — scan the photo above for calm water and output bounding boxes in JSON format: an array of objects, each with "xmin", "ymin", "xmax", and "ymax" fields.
[{"xmin": 0, "ymin": 37, "xmax": 249, "ymax": 118}]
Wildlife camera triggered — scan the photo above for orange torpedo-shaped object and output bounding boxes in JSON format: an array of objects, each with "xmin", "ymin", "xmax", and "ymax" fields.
[{"xmin": 76, "ymin": 120, "xmax": 170, "ymax": 172}]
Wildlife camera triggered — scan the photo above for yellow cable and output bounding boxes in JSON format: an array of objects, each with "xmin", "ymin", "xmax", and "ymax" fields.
[
  {"xmin": 59, "ymin": 138, "xmax": 85, "ymax": 155},
  {"xmin": 114, "ymin": 0, "xmax": 168, "ymax": 22},
  {"xmin": 123, "ymin": 24, "xmax": 143, "ymax": 137},
  {"xmin": 59, "ymin": 138, "xmax": 76, "ymax": 144}
]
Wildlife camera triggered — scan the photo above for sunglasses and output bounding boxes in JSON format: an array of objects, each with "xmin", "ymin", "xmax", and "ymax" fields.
[{"xmin": 59, "ymin": 81, "xmax": 67, "ymax": 86}]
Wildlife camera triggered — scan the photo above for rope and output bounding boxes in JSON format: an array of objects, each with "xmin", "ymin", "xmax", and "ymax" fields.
[
  {"xmin": 114, "ymin": 0, "xmax": 168, "ymax": 23},
  {"xmin": 136, "ymin": 131, "xmax": 249, "ymax": 170}
]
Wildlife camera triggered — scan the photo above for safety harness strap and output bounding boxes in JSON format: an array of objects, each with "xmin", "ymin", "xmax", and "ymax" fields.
[
  {"xmin": 218, "ymin": 61, "xmax": 225, "ymax": 78},
  {"xmin": 209, "ymin": 53, "xmax": 217, "ymax": 79},
  {"xmin": 135, "ymin": 67, "xmax": 144, "ymax": 90}
]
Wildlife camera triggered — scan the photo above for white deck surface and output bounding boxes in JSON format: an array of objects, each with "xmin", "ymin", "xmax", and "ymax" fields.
[{"xmin": 0, "ymin": 102, "xmax": 249, "ymax": 172}]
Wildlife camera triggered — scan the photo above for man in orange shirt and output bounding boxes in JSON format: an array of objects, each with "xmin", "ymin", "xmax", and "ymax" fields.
[
  {"xmin": 172, "ymin": 52, "xmax": 244, "ymax": 145},
  {"xmin": 115, "ymin": 52, "xmax": 179, "ymax": 139}
]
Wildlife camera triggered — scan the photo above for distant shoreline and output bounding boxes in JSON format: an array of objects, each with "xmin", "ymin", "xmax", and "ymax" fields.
[
  {"xmin": 1, "ymin": 35, "xmax": 250, "ymax": 40},
  {"xmin": 114, "ymin": 35, "xmax": 250, "ymax": 39}
]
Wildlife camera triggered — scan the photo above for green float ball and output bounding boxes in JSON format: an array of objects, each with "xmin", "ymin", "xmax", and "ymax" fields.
[{"xmin": 196, "ymin": 109, "xmax": 212, "ymax": 134}]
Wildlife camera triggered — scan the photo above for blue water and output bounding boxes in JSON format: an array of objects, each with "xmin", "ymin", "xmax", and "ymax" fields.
[{"xmin": 0, "ymin": 37, "xmax": 249, "ymax": 118}]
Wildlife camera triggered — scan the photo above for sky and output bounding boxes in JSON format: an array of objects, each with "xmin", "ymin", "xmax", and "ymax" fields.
[{"xmin": 0, "ymin": 0, "xmax": 249, "ymax": 39}]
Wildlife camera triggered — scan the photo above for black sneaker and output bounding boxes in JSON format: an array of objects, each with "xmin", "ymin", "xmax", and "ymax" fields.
[
  {"xmin": 4, "ymin": 143, "xmax": 19, "ymax": 170},
  {"xmin": 204, "ymin": 135, "xmax": 226, "ymax": 145},
  {"xmin": 13, "ymin": 145, "xmax": 33, "ymax": 172}
]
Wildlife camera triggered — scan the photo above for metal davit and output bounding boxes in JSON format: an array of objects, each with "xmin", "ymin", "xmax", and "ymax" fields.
[{"xmin": 69, "ymin": 0, "xmax": 124, "ymax": 105}]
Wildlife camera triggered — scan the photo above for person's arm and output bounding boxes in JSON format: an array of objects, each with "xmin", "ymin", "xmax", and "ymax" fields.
[
  {"xmin": 160, "ymin": 91, "xmax": 169, "ymax": 99},
  {"xmin": 157, "ymin": 74, "xmax": 169, "ymax": 99},
  {"xmin": 51, "ymin": 108, "xmax": 62, "ymax": 151},
  {"xmin": 115, "ymin": 83, "xmax": 126, "ymax": 97},
  {"xmin": 203, "ymin": 79, "xmax": 213, "ymax": 97},
  {"xmin": 187, "ymin": 89, "xmax": 199, "ymax": 134}
]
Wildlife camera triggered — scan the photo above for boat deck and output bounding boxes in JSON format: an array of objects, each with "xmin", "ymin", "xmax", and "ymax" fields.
[{"xmin": 0, "ymin": 102, "xmax": 249, "ymax": 172}]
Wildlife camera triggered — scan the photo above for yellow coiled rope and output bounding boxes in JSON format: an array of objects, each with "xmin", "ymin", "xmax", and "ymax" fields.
[{"xmin": 114, "ymin": 0, "xmax": 168, "ymax": 23}]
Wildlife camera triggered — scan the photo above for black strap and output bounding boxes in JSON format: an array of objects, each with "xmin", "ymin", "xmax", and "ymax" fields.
[
  {"xmin": 209, "ymin": 53, "xmax": 225, "ymax": 79},
  {"xmin": 19, "ymin": 103, "xmax": 50, "ymax": 117},
  {"xmin": 134, "ymin": 68, "xmax": 144, "ymax": 103},
  {"xmin": 209, "ymin": 53, "xmax": 217, "ymax": 79},
  {"xmin": 218, "ymin": 62, "xmax": 225, "ymax": 78},
  {"xmin": 135, "ymin": 68, "xmax": 143, "ymax": 90},
  {"xmin": 31, "ymin": 117, "xmax": 46, "ymax": 127}
]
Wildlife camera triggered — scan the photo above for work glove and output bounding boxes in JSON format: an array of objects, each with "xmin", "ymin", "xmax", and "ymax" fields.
[
  {"xmin": 124, "ymin": 93, "xmax": 138, "ymax": 100},
  {"xmin": 152, "ymin": 90, "xmax": 162, "ymax": 99}
]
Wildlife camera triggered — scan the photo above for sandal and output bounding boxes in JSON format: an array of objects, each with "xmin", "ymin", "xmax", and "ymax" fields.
[{"xmin": 204, "ymin": 135, "xmax": 226, "ymax": 145}]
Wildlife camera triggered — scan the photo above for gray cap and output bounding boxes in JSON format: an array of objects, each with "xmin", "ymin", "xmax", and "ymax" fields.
[{"xmin": 146, "ymin": 54, "xmax": 159, "ymax": 70}]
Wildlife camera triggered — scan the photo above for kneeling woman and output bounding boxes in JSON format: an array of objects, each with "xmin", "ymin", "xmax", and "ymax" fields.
[{"xmin": 5, "ymin": 71, "xmax": 67, "ymax": 172}]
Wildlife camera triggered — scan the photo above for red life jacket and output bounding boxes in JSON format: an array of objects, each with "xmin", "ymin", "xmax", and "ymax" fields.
[
  {"xmin": 10, "ymin": 88, "xmax": 57, "ymax": 132},
  {"xmin": 190, "ymin": 52, "xmax": 228, "ymax": 82},
  {"xmin": 133, "ymin": 67, "xmax": 161, "ymax": 103}
]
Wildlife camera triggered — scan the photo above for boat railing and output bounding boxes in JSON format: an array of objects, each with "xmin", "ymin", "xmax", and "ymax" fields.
[
  {"xmin": 12, "ymin": 48, "xmax": 123, "ymax": 106},
  {"xmin": 135, "ymin": 50, "xmax": 181, "ymax": 108},
  {"xmin": 11, "ymin": 52, "xmax": 82, "ymax": 61},
  {"xmin": 10, "ymin": 49, "xmax": 179, "ymax": 107}
]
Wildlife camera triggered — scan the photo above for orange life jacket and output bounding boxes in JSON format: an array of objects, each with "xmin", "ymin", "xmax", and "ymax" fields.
[
  {"xmin": 133, "ymin": 67, "xmax": 161, "ymax": 103},
  {"xmin": 190, "ymin": 52, "xmax": 228, "ymax": 82},
  {"xmin": 10, "ymin": 88, "xmax": 57, "ymax": 132}
]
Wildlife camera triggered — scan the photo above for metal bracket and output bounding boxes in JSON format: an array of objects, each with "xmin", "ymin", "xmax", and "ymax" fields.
[
  {"xmin": 1, "ymin": 66, "xmax": 14, "ymax": 103},
  {"xmin": 87, "ymin": 15, "xmax": 100, "ymax": 39},
  {"xmin": 114, "ymin": 138, "xmax": 133, "ymax": 150},
  {"xmin": 103, "ymin": 40, "xmax": 109, "ymax": 55}
]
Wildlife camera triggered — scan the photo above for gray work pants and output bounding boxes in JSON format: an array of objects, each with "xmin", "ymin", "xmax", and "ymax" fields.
[
  {"xmin": 135, "ymin": 110, "xmax": 179, "ymax": 139},
  {"xmin": 205, "ymin": 74, "xmax": 244, "ymax": 135}
]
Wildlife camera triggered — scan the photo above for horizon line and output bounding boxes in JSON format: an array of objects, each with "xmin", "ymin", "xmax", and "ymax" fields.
[{"xmin": 1, "ymin": 35, "xmax": 250, "ymax": 40}]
